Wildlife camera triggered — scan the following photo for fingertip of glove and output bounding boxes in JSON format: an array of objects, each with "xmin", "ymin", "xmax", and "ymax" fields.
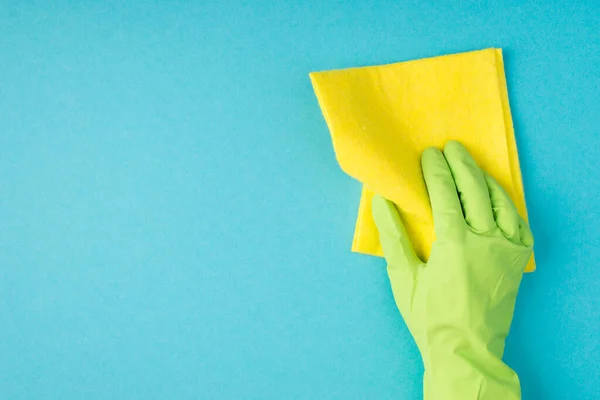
[
  {"xmin": 519, "ymin": 219, "xmax": 535, "ymax": 248},
  {"xmin": 422, "ymin": 146, "xmax": 442, "ymax": 157},
  {"xmin": 371, "ymin": 194, "xmax": 390, "ymax": 219},
  {"xmin": 443, "ymin": 140, "xmax": 465, "ymax": 154},
  {"xmin": 371, "ymin": 194, "xmax": 398, "ymax": 228},
  {"xmin": 371, "ymin": 193, "xmax": 385, "ymax": 207},
  {"xmin": 421, "ymin": 146, "xmax": 444, "ymax": 166}
]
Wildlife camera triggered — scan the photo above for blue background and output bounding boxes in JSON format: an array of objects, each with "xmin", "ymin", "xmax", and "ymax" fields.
[{"xmin": 1, "ymin": 1, "xmax": 598, "ymax": 399}]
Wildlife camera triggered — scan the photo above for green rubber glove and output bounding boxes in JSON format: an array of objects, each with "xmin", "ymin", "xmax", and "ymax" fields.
[{"xmin": 372, "ymin": 141, "xmax": 533, "ymax": 399}]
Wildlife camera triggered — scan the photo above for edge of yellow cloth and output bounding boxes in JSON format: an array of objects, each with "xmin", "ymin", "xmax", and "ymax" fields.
[{"xmin": 494, "ymin": 50, "xmax": 535, "ymax": 272}]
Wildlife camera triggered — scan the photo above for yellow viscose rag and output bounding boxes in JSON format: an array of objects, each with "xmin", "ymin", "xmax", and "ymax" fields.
[{"xmin": 310, "ymin": 48, "xmax": 535, "ymax": 272}]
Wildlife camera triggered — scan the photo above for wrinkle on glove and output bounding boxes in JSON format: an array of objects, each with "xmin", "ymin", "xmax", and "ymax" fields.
[{"xmin": 309, "ymin": 48, "xmax": 535, "ymax": 272}]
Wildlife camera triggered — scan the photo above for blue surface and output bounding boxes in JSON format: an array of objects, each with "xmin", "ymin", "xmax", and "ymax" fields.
[{"xmin": 1, "ymin": 1, "xmax": 598, "ymax": 399}]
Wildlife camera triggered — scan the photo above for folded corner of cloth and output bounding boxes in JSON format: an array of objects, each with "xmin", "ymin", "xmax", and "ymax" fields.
[{"xmin": 310, "ymin": 48, "xmax": 535, "ymax": 272}]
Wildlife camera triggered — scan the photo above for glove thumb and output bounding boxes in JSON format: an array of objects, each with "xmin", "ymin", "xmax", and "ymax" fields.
[{"xmin": 372, "ymin": 195, "xmax": 422, "ymax": 272}]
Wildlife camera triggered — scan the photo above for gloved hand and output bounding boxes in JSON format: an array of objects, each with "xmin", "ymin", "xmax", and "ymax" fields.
[{"xmin": 372, "ymin": 141, "xmax": 533, "ymax": 399}]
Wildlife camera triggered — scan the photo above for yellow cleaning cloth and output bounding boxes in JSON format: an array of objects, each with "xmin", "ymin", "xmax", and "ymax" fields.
[{"xmin": 310, "ymin": 48, "xmax": 535, "ymax": 272}]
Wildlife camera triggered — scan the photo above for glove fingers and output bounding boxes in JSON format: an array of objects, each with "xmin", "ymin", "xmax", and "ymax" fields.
[
  {"xmin": 372, "ymin": 194, "xmax": 422, "ymax": 271},
  {"xmin": 443, "ymin": 141, "xmax": 496, "ymax": 232},
  {"xmin": 484, "ymin": 173, "xmax": 523, "ymax": 244},
  {"xmin": 421, "ymin": 147, "xmax": 465, "ymax": 236}
]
